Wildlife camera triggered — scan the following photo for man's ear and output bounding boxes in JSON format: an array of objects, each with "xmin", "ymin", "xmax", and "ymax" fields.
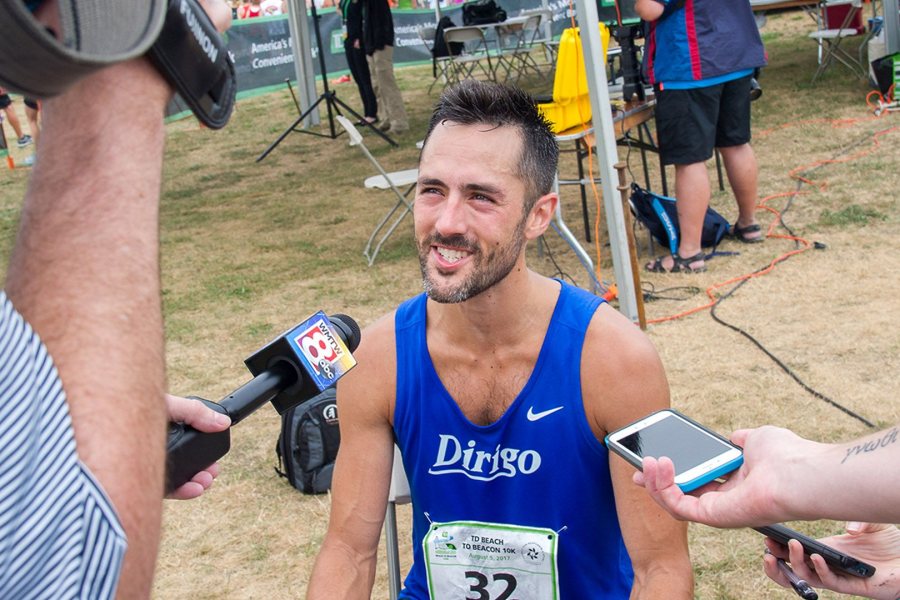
[{"xmin": 524, "ymin": 192, "xmax": 558, "ymax": 240}]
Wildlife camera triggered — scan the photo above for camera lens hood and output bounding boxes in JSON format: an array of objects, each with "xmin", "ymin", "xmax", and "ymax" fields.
[{"xmin": 0, "ymin": 0, "xmax": 166, "ymax": 98}]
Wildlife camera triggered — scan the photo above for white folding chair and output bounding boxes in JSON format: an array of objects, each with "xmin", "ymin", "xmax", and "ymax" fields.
[
  {"xmin": 335, "ymin": 115, "xmax": 417, "ymax": 266},
  {"xmin": 506, "ymin": 13, "xmax": 547, "ymax": 82},
  {"xmin": 384, "ymin": 445, "xmax": 411, "ymax": 600},
  {"xmin": 809, "ymin": 0, "xmax": 866, "ymax": 81},
  {"xmin": 442, "ymin": 26, "xmax": 496, "ymax": 85},
  {"xmin": 522, "ymin": 8, "xmax": 558, "ymax": 67}
]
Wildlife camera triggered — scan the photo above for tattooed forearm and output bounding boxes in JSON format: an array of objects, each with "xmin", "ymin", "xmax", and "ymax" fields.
[{"xmin": 841, "ymin": 428, "xmax": 898, "ymax": 464}]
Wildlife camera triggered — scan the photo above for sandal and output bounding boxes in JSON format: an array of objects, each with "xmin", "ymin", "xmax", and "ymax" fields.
[
  {"xmin": 645, "ymin": 252, "xmax": 707, "ymax": 274},
  {"xmin": 731, "ymin": 222, "xmax": 764, "ymax": 244}
]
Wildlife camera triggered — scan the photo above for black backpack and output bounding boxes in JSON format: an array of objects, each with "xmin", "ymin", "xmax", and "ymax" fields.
[
  {"xmin": 629, "ymin": 183, "xmax": 730, "ymax": 253},
  {"xmin": 275, "ymin": 386, "xmax": 340, "ymax": 494},
  {"xmin": 433, "ymin": 16, "xmax": 463, "ymax": 58},
  {"xmin": 462, "ymin": 0, "xmax": 507, "ymax": 26}
]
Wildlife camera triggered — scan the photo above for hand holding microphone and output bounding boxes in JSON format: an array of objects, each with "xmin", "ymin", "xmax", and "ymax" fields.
[
  {"xmin": 165, "ymin": 312, "xmax": 361, "ymax": 495},
  {"xmin": 165, "ymin": 394, "xmax": 231, "ymax": 500}
]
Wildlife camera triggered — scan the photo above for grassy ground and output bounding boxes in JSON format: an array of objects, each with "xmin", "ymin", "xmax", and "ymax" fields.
[{"xmin": 1, "ymin": 8, "xmax": 898, "ymax": 599}]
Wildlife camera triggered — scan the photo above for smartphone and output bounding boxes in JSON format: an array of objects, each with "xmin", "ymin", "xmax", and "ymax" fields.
[
  {"xmin": 755, "ymin": 523, "xmax": 876, "ymax": 578},
  {"xmin": 604, "ymin": 409, "xmax": 743, "ymax": 492}
]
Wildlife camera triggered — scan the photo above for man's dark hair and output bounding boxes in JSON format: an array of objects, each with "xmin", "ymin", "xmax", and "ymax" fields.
[{"xmin": 421, "ymin": 80, "xmax": 559, "ymax": 211}]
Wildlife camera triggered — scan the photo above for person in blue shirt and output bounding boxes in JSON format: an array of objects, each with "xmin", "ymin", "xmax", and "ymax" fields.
[
  {"xmin": 307, "ymin": 80, "xmax": 693, "ymax": 599},
  {"xmin": 636, "ymin": 0, "xmax": 767, "ymax": 273}
]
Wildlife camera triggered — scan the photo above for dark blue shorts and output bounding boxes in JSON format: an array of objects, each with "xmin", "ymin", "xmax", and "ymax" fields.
[{"xmin": 654, "ymin": 75, "xmax": 753, "ymax": 166}]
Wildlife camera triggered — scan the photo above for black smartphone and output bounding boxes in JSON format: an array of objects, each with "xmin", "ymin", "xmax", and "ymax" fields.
[{"xmin": 755, "ymin": 523, "xmax": 876, "ymax": 578}]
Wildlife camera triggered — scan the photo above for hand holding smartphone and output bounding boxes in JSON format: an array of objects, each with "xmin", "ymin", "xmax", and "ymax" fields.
[
  {"xmin": 756, "ymin": 523, "xmax": 876, "ymax": 578},
  {"xmin": 605, "ymin": 409, "xmax": 744, "ymax": 492}
]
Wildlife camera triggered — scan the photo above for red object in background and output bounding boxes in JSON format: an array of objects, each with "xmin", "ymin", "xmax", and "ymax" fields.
[{"xmin": 825, "ymin": 3, "xmax": 864, "ymax": 33}]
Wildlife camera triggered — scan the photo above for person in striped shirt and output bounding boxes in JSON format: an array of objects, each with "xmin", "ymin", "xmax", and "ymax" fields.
[{"xmin": 0, "ymin": 0, "xmax": 232, "ymax": 597}]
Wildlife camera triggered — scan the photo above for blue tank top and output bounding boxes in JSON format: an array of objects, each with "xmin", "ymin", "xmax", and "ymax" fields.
[{"xmin": 393, "ymin": 281, "xmax": 633, "ymax": 599}]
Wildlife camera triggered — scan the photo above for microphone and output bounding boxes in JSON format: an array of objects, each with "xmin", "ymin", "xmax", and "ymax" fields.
[{"xmin": 165, "ymin": 312, "xmax": 361, "ymax": 494}]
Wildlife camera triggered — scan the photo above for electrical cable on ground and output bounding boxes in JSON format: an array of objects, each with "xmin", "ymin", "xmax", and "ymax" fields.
[
  {"xmin": 708, "ymin": 185, "xmax": 876, "ymax": 429},
  {"xmin": 647, "ymin": 116, "xmax": 900, "ymax": 326},
  {"xmin": 646, "ymin": 113, "xmax": 898, "ymax": 428}
]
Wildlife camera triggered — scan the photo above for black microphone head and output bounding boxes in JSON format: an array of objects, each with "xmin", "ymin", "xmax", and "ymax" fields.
[{"xmin": 328, "ymin": 314, "xmax": 361, "ymax": 353}]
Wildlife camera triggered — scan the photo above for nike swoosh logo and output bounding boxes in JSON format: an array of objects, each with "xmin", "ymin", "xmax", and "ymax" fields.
[{"xmin": 526, "ymin": 406, "xmax": 565, "ymax": 422}]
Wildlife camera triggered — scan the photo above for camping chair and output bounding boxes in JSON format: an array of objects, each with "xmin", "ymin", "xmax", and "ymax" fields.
[
  {"xmin": 809, "ymin": 0, "xmax": 866, "ymax": 81},
  {"xmin": 417, "ymin": 25, "xmax": 452, "ymax": 94},
  {"xmin": 442, "ymin": 26, "xmax": 496, "ymax": 85},
  {"xmin": 384, "ymin": 445, "xmax": 411, "ymax": 600},
  {"xmin": 335, "ymin": 115, "xmax": 417, "ymax": 266}
]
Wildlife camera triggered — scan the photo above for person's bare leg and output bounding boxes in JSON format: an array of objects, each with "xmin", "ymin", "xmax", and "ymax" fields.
[
  {"xmin": 718, "ymin": 143, "xmax": 761, "ymax": 241},
  {"xmin": 3, "ymin": 106, "xmax": 25, "ymax": 140},
  {"xmin": 646, "ymin": 161, "xmax": 709, "ymax": 271}
]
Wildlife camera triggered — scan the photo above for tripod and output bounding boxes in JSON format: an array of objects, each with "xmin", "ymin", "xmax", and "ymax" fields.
[{"xmin": 257, "ymin": 3, "xmax": 396, "ymax": 162}]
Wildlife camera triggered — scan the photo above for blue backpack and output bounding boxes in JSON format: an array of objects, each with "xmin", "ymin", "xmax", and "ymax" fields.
[{"xmin": 628, "ymin": 183, "xmax": 730, "ymax": 254}]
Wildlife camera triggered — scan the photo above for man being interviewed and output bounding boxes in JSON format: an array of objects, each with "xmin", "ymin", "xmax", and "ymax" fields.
[{"xmin": 306, "ymin": 80, "xmax": 693, "ymax": 599}]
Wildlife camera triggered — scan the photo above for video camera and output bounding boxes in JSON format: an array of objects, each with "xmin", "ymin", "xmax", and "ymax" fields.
[
  {"xmin": 0, "ymin": 0, "xmax": 235, "ymax": 128},
  {"xmin": 612, "ymin": 24, "xmax": 645, "ymax": 102}
]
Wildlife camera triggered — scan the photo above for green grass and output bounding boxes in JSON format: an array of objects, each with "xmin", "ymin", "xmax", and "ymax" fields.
[{"xmin": 819, "ymin": 203, "xmax": 887, "ymax": 226}]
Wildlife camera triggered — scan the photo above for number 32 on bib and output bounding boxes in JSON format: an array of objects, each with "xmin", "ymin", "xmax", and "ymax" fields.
[{"xmin": 423, "ymin": 520, "xmax": 559, "ymax": 599}]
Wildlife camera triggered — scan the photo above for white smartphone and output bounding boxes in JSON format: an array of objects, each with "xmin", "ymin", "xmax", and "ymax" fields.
[{"xmin": 604, "ymin": 409, "xmax": 743, "ymax": 492}]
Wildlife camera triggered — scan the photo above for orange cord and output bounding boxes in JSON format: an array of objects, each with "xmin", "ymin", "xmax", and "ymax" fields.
[
  {"xmin": 647, "ymin": 112, "xmax": 900, "ymax": 326},
  {"xmin": 557, "ymin": 2, "xmax": 894, "ymax": 316},
  {"xmin": 865, "ymin": 83, "xmax": 896, "ymax": 115}
]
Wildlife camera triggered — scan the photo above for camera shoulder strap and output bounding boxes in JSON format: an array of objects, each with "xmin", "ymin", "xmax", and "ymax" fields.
[{"xmin": 148, "ymin": 0, "xmax": 236, "ymax": 129}]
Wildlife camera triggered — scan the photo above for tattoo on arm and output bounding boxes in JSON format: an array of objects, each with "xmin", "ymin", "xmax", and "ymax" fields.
[{"xmin": 841, "ymin": 428, "xmax": 898, "ymax": 464}]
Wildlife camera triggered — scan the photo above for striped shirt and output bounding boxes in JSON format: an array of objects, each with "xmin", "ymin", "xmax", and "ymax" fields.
[{"xmin": 0, "ymin": 292, "xmax": 126, "ymax": 599}]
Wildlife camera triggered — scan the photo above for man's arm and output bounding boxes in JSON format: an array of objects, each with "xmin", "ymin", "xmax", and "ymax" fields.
[
  {"xmin": 3, "ymin": 3, "xmax": 231, "ymax": 596},
  {"xmin": 634, "ymin": 0, "xmax": 665, "ymax": 21},
  {"xmin": 583, "ymin": 304, "xmax": 693, "ymax": 599},
  {"xmin": 4, "ymin": 58, "xmax": 171, "ymax": 598},
  {"xmin": 634, "ymin": 424, "xmax": 900, "ymax": 527},
  {"xmin": 306, "ymin": 314, "xmax": 397, "ymax": 599}
]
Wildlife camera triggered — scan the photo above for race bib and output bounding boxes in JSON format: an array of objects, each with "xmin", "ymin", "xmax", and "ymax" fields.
[{"xmin": 423, "ymin": 520, "xmax": 559, "ymax": 600}]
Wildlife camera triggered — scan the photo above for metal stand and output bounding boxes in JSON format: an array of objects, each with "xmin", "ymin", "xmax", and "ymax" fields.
[{"xmin": 257, "ymin": 3, "xmax": 396, "ymax": 162}]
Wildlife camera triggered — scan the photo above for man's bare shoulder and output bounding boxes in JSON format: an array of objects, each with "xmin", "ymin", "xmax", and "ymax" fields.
[
  {"xmin": 337, "ymin": 310, "xmax": 398, "ymax": 421},
  {"xmin": 354, "ymin": 311, "xmax": 397, "ymax": 364},
  {"xmin": 586, "ymin": 303, "xmax": 661, "ymax": 366},
  {"xmin": 582, "ymin": 303, "xmax": 670, "ymax": 433}
]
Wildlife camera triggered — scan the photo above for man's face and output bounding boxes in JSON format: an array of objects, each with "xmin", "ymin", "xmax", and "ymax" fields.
[{"xmin": 414, "ymin": 121, "xmax": 530, "ymax": 303}]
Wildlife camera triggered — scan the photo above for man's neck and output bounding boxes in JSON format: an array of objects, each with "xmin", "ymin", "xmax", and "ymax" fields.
[{"xmin": 426, "ymin": 270, "xmax": 560, "ymax": 350}]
